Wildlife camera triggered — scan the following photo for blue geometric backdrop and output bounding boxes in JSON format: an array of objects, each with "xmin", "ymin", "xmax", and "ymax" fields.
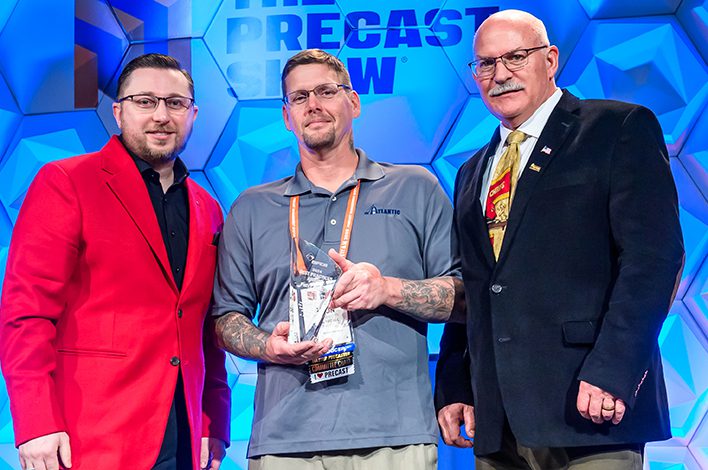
[{"xmin": 0, "ymin": 1, "xmax": 706, "ymax": 469}]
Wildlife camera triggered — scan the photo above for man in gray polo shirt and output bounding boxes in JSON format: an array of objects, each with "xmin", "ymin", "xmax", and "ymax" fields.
[{"xmin": 212, "ymin": 49, "xmax": 462, "ymax": 469}]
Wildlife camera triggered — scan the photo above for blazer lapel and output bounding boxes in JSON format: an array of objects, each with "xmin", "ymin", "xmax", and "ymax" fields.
[
  {"xmin": 496, "ymin": 92, "xmax": 580, "ymax": 263},
  {"xmin": 459, "ymin": 129, "xmax": 500, "ymax": 269},
  {"xmin": 101, "ymin": 136, "xmax": 177, "ymax": 293}
]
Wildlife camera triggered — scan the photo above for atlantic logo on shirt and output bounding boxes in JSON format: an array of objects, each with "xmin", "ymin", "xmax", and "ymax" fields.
[{"xmin": 364, "ymin": 205, "xmax": 401, "ymax": 216}]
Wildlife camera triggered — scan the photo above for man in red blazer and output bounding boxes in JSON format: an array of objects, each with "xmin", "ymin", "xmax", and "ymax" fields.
[{"xmin": 0, "ymin": 54, "xmax": 230, "ymax": 470}]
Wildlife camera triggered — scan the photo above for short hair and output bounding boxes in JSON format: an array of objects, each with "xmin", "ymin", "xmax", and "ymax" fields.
[
  {"xmin": 116, "ymin": 53, "xmax": 194, "ymax": 99},
  {"xmin": 281, "ymin": 49, "xmax": 352, "ymax": 97}
]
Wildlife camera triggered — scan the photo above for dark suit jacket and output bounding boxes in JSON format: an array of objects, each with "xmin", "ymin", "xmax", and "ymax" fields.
[{"xmin": 435, "ymin": 90, "xmax": 684, "ymax": 455}]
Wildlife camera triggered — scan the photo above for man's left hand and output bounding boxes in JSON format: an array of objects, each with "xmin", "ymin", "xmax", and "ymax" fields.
[
  {"xmin": 329, "ymin": 249, "xmax": 392, "ymax": 310},
  {"xmin": 200, "ymin": 437, "xmax": 226, "ymax": 470},
  {"xmin": 576, "ymin": 380, "xmax": 626, "ymax": 425}
]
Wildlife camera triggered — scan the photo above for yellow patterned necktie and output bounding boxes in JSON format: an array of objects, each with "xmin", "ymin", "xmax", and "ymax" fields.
[{"xmin": 485, "ymin": 130, "xmax": 527, "ymax": 260}]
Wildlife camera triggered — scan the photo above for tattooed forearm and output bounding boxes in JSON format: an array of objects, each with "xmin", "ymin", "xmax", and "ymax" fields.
[
  {"xmin": 214, "ymin": 312, "xmax": 270, "ymax": 360},
  {"xmin": 391, "ymin": 276, "xmax": 465, "ymax": 323}
]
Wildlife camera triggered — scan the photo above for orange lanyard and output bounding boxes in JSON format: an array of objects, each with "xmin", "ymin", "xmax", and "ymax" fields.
[{"xmin": 289, "ymin": 181, "xmax": 361, "ymax": 271}]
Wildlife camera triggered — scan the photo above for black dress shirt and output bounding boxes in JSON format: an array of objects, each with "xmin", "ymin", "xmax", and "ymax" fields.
[
  {"xmin": 123, "ymin": 140, "xmax": 190, "ymax": 290},
  {"xmin": 120, "ymin": 138, "xmax": 193, "ymax": 469}
]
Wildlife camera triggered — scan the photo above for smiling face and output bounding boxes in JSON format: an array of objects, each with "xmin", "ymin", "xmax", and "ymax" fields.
[
  {"xmin": 112, "ymin": 67, "xmax": 198, "ymax": 164},
  {"xmin": 281, "ymin": 63, "xmax": 360, "ymax": 155},
  {"xmin": 473, "ymin": 13, "xmax": 559, "ymax": 129}
]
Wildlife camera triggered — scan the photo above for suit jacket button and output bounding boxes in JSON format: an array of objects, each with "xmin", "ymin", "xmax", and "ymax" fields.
[
  {"xmin": 177, "ymin": 309, "xmax": 183, "ymax": 318},
  {"xmin": 491, "ymin": 284, "xmax": 503, "ymax": 294},
  {"xmin": 170, "ymin": 356, "xmax": 180, "ymax": 366}
]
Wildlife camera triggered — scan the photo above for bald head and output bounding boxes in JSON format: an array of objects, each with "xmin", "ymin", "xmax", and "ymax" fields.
[
  {"xmin": 470, "ymin": 9, "xmax": 559, "ymax": 129},
  {"xmin": 475, "ymin": 10, "xmax": 549, "ymax": 51}
]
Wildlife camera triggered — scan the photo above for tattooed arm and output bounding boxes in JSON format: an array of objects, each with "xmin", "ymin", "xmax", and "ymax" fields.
[
  {"xmin": 329, "ymin": 250, "xmax": 465, "ymax": 323},
  {"xmin": 388, "ymin": 276, "xmax": 465, "ymax": 323},
  {"xmin": 214, "ymin": 313, "xmax": 332, "ymax": 364}
]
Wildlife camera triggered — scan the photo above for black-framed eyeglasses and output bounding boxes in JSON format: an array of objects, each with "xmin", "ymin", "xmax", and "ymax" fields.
[
  {"xmin": 283, "ymin": 83, "xmax": 352, "ymax": 106},
  {"xmin": 116, "ymin": 94, "xmax": 195, "ymax": 112},
  {"xmin": 468, "ymin": 45, "xmax": 549, "ymax": 78}
]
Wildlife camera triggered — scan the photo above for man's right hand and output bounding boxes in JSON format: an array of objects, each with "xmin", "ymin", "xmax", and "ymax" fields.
[
  {"xmin": 264, "ymin": 321, "xmax": 333, "ymax": 365},
  {"xmin": 19, "ymin": 431, "xmax": 72, "ymax": 470},
  {"xmin": 438, "ymin": 403, "xmax": 475, "ymax": 448}
]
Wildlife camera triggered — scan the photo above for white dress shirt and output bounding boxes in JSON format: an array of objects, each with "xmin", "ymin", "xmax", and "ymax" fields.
[{"xmin": 479, "ymin": 88, "xmax": 563, "ymax": 211}]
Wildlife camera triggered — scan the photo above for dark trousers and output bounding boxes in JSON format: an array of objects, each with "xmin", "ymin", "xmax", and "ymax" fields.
[{"xmin": 153, "ymin": 372, "xmax": 193, "ymax": 470}]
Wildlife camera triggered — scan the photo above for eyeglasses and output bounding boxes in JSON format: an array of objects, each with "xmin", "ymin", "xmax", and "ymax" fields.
[
  {"xmin": 117, "ymin": 94, "xmax": 195, "ymax": 113},
  {"xmin": 468, "ymin": 45, "xmax": 549, "ymax": 78},
  {"xmin": 283, "ymin": 83, "xmax": 351, "ymax": 106}
]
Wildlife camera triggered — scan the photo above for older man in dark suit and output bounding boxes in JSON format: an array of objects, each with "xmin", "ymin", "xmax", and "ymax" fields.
[{"xmin": 435, "ymin": 9, "xmax": 684, "ymax": 469}]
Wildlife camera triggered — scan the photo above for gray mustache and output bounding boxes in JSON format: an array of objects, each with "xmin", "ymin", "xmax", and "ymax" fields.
[{"xmin": 489, "ymin": 82, "xmax": 525, "ymax": 97}]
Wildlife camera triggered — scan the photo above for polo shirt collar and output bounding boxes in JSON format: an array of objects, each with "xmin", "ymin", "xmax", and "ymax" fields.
[{"xmin": 284, "ymin": 148, "xmax": 385, "ymax": 197}]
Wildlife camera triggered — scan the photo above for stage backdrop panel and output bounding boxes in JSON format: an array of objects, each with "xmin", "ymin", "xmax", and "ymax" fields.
[{"xmin": 0, "ymin": 1, "xmax": 705, "ymax": 469}]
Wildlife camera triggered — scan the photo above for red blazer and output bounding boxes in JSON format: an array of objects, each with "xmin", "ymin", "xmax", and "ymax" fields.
[{"xmin": 0, "ymin": 136, "xmax": 231, "ymax": 469}]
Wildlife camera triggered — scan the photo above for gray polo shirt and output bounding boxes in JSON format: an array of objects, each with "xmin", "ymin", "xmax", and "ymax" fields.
[{"xmin": 213, "ymin": 149, "xmax": 459, "ymax": 458}]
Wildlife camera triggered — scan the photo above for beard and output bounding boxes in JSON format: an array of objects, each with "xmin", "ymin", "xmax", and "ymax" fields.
[
  {"xmin": 133, "ymin": 141, "xmax": 181, "ymax": 164},
  {"xmin": 121, "ymin": 125, "xmax": 190, "ymax": 164},
  {"xmin": 303, "ymin": 128, "xmax": 336, "ymax": 150}
]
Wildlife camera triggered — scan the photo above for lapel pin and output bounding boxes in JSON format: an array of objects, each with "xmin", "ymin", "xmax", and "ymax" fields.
[
  {"xmin": 529, "ymin": 163, "xmax": 542, "ymax": 172},
  {"xmin": 540, "ymin": 146, "xmax": 552, "ymax": 155}
]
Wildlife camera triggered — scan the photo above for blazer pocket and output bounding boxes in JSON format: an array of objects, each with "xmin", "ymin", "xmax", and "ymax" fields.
[
  {"xmin": 57, "ymin": 347, "xmax": 127, "ymax": 358},
  {"xmin": 538, "ymin": 168, "xmax": 597, "ymax": 191},
  {"xmin": 562, "ymin": 321, "xmax": 597, "ymax": 346},
  {"xmin": 204, "ymin": 242, "xmax": 218, "ymax": 259}
]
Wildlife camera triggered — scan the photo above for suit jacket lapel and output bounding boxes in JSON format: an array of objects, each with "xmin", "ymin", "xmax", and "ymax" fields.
[
  {"xmin": 496, "ymin": 91, "xmax": 580, "ymax": 263},
  {"xmin": 101, "ymin": 136, "xmax": 177, "ymax": 293},
  {"xmin": 460, "ymin": 129, "xmax": 500, "ymax": 269}
]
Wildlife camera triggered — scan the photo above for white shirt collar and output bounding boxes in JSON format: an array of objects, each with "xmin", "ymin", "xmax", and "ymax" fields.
[{"xmin": 499, "ymin": 88, "xmax": 563, "ymax": 143}]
